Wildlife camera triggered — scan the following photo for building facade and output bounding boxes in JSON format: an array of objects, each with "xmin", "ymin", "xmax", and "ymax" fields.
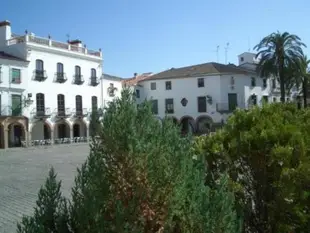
[
  {"xmin": 0, "ymin": 20, "xmax": 123, "ymax": 148},
  {"xmin": 130, "ymin": 52, "xmax": 299, "ymax": 134}
]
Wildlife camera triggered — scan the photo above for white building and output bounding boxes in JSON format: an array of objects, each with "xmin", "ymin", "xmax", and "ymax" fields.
[
  {"xmin": 0, "ymin": 20, "xmax": 122, "ymax": 148},
  {"xmin": 128, "ymin": 52, "xmax": 298, "ymax": 134}
]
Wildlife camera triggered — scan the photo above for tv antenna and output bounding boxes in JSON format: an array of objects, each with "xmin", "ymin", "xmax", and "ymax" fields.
[
  {"xmin": 224, "ymin": 42, "xmax": 230, "ymax": 64},
  {"xmin": 66, "ymin": 34, "xmax": 70, "ymax": 42},
  {"xmin": 211, "ymin": 45, "xmax": 220, "ymax": 62}
]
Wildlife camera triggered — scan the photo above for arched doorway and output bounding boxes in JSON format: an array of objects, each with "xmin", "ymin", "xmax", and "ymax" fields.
[
  {"xmin": 180, "ymin": 116, "xmax": 195, "ymax": 135},
  {"xmin": 196, "ymin": 115, "xmax": 213, "ymax": 135},
  {"xmin": 54, "ymin": 120, "xmax": 70, "ymax": 139},
  {"xmin": 7, "ymin": 122, "xmax": 25, "ymax": 147},
  {"xmin": 72, "ymin": 120, "xmax": 87, "ymax": 138},
  {"xmin": 31, "ymin": 121, "xmax": 52, "ymax": 140}
]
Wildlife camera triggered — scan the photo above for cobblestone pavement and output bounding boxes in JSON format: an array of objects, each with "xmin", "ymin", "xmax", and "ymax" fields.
[{"xmin": 0, "ymin": 144, "xmax": 90, "ymax": 233}]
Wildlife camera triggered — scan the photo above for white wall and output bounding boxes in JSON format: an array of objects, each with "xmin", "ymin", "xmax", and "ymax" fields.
[{"xmin": 0, "ymin": 58, "xmax": 28, "ymax": 115}]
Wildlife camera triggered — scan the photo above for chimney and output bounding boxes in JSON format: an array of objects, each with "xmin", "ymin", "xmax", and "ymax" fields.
[
  {"xmin": 68, "ymin": 39, "xmax": 82, "ymax": 47},
  {"xmin": 0, "ymin": 20, "xmax": 11, "ymax": 46},
  {"xmin": 134, "ymin": 73, "xmax": 138, "ymax": 78}
]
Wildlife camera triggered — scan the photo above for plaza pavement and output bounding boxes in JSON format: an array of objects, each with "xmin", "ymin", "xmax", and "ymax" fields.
[{"xmin": 0, "ymin": 144, "xmax": 90, "ymax": 233}]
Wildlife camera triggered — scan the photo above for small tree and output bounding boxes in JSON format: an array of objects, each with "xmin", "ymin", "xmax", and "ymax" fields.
[
  {"xmin": 68, "ymin": 89, "xmax": 241, "ymax": 233},
  {"xmin": 89, "ymin": 108, "xmax": 102, "ymax": 138},
  {"xmin": 16, "ymin": 167, "xmax": 70, "ymax": 233}
]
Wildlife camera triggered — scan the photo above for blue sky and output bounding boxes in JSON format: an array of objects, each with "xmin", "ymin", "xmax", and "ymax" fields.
[{"xmin": 2, "ymin": 0, "xmax": 310, "ymax": 78}]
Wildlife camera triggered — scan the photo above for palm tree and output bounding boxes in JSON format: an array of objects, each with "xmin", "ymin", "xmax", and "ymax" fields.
[
  {"xmin": 254, "ymin": 31, "xmax": 306, "ymax": 103},
  {"xmin": 285, "ymin": 55, "xmax": 310, "ymax": 108}
]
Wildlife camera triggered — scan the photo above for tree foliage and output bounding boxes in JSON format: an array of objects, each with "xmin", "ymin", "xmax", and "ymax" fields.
[
  {"xmin": 17, "ymin": 89, "xmax": 240, "ymax": 233},
  {"xmin": 16, "ymin": 167, "xmax": 70, "ymax": 233},
  {"xmin": 254, "ymin": 31, "xmax": 306, "ymax": 102},
  {"xmin": 193, "ymin": 103, "xmax": 310, "ymax": 233}
]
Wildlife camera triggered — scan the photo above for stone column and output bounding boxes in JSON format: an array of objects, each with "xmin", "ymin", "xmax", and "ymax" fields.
[
  {"xmin": 86, "ymin": 126, "xmax": 90, "ymax": 142},
  {"xmin": 50, "ymin": 130, "xmax": 54, "ymax": 145},
  {"xmin": 70, "ymin": 127, "xmax": 73, "ymax": 139},
  {"xmin": 24, "ymin": 130, "xmax": 29, "ymax": 147},
  {"xmin": 4, "ymin": 129, "xmax": 8, "ymax": 149},
  {"xmin": 28, "ymin": 131, "xmax": 32, "ymax": 147}
]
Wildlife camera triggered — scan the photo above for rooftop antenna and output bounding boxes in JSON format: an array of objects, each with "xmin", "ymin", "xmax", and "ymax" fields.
[
  {"xmin": 66, "ymin": 33, "xmax": 70, "ymax": 42},
  {"xmin": 224, "ymin": 42, "xmax": 230, "ymax": 64},
  {"xmin": 248, "ymin": 37, "xmax": 251, "ymax": 52},
  {"xmin": 211, "ymin": 45, "xmax": 220, "ymax": 62}
]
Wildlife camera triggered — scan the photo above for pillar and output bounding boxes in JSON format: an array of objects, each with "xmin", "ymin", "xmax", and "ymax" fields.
[
  {"xmin": 70, "ymin": 127, "xmax": 73, "ymax": 139},
  {"xmin": 50, "ymin": 130, "xmax": 54, "ymax": 144},
  {"xmin": 86, "ymin": 126, "xmax": 90, "ymax": 142},
  {"xmin": 4, "ymin": 129, "xmax": 8, "ymax": 149}
]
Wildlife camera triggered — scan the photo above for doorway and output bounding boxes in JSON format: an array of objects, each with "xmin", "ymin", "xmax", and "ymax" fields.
[{"xmin": 73, "ymin": 124, "xmax": 80, "ymax": 137}]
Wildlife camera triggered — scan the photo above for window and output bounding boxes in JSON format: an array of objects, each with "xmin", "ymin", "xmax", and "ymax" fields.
[
  {"xmin": 36, "ymin": 59, "xmax": 44, "ymax": 71},
  {"xmin": 263, "ymin": 78, "xmax": 267, "ymax": 88},
  {"xmin": 57, "ymin": 94, "xmax": 65, "ymax": 114},
  {"xmin": 165, "ymin": 98, "xmax": 174, "ymax": 114},
  {"xmin": 57, "ymin": 63, "xmax": 63, "ymax": 73},
  {"xmin": 151, "ymin": 99, "xmax": 158, "ymax": 114},
  {"xmin": 251, "ymin": 77, "xmax": 256, "ymax": 87},
  {"xmin": 272, "ymin": 79, "xmax": 276, "ymax": 88},
  {"xmin": 136, "ymin": 89, "xmax": 140, "ymax": 98},
  {"xmin": 230, "ymin": 76, "xmax": 235, "ymax": 85},
  {"xmin": 36, "ymin": 93, "xmax": 45, "ymax": 114},
  {"xmin": 240, "ymin": 57, "xmax": 244, "ymax": 62},
  {"xmin": 197, "ymin": 96, "xmax": 207, "ymax": 112},
  {"xmin": 11, "ymin": 68, "xmax": 21, "ymax": 84},
  {"xmin": 75, "ymin": 95, "xmax": 83, "ymax": 112},
  {"xmin": 165, "ymin": 81, "xmax": 172, "ymax": 90},
  {"xmin": 75, "ymin": 66, "xmax": 81, "ymax": 76},
  {"xmin": 262, "ymin": 95, "xmax": 268, "ymax": 103},
  {"xmin": 273, "ymin": 97, "xmax": 277, "ymax": 102},
  {"xmin": 150, "ymin": 82, "xmax": 156, "ymax": 90},
  {"xmin": 91, "ymin": 68, "xmax": 97, "ymax": 77},
  {"xmin": 91, "ymin": 96, "xmax": 98, "ymax": 111},
  {"xmin": 251, "ymin": 94, "xmax": 257, "ymax": 105},
  {"xmin": 198, "ymin": 78, "xmax": 204, "ymax": 87}
]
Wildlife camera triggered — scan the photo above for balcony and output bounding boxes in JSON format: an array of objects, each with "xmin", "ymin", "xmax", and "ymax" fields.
[
  {"xmin": 7, "ymin": 34, "xmax": 102, "ymax": 58},
  {"xmin": 0, "ymin": 105, "xmax": 22, "ymax": 116},
  {"xmin": 54, "ymin": 72, "xmax": 67, "ymax": 83},
  {"xmin": 31, "ymin": 108, "xmax": 51, "ymax": 119},
  {"xmin": 216, "ymin": 102, "xmax": 245, "ymax": 113},
  {"xmin": 73, "ymin": 75, "xmax": 84, "ymax": 85},
  {"xmin": 53, "ymin": 108, "xmax": 71, "ymax": 118},
  {"xmin": 89, "ymin": 108, "xmax": 103, "ymax": 116},
  {"xmin": 89, "ymin": 76, "xmax": 100, "ymax": 86},
  {"xmin": 33, "ymin": 70, "xmax": 47, "ymax": 82},
  {"xmin": 73, "ymin": 108, "xmax": 88, "ymax": 118}
]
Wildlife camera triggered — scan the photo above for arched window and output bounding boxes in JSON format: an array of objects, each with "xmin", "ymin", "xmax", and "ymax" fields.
[
  {"xmin": 57, "ymin": 94, "xmax": 65, "ymax": 115},
  {"xmin": 91, "ymin": 68, "xmax": 96, "ymax": 78},
  {"xmin": 57, "ymin": 63, "xmax": 64, "ymax": 73},
  {"xmin": 36, "ymin": 59, "xmax": 44, "ymax": 71},
  {"xmin": 91, "ymin": 96, "xmax": 98, "ymax": 111},
  {"xmin": 75, "ymin": 66, "xmax": 81, "ymax": 75},
  {"xmin": 75, "ymin": 95, "xmax": 83, "ymax": 113},
  {"xmin": 36, "ymin": 93, "xmax": 45, "ymax": 114}
]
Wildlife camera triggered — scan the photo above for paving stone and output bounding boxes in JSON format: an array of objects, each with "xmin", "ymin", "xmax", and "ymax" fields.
[{"xmin": 0, "ymin": 144, "xmax": 89, "ymax": 233}]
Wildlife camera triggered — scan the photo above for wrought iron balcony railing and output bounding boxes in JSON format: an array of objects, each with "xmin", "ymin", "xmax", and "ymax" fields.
[
  {"xmin": 73, "ymin": 74, "xmax": 84, "ymax": 85},
  {"xmin": 31, "ymin": 108, "xmax": 51, "ymax": 118},
  {"xmin": 89, "ymin": 77, "xmax": 100, "ymax": 86},
  {"xmin": 72, "ymin": 108, "xmax": 88, "ymax": 117},
  {"xmin": 33, "ymin": 70, "xmax": 47, "ymax": 82},
  {"xmin": 53, "ymin": 107, "xmax": 71, "ymax": 117},
  {"xmin": 54, "ymin": 72, "xmax": 67, "ymax": 83}
]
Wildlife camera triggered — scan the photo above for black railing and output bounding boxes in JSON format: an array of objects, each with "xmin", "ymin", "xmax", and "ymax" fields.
[
  {"xmin": 73, "ymin": 74, "xmax": 84, "ymax": 85},
  {"xmin": 33, "ymin": 108, "xmax": 51, "ymax": 118},
  {"xmin": 89, "ymin": 76, "xmax": 100, "ymax": 86},
  {"xmin": 33, "ymin": 70, "xmax": 47, "ymax": 82},
  {"xmin": 54, "ymin": 72, "xmax": 67, "ymax": 83}
]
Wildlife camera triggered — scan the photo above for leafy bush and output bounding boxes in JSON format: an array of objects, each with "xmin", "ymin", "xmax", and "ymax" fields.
[{"xmin": 193, "ymin": 103, "xmax": 310, "ymax": 233}]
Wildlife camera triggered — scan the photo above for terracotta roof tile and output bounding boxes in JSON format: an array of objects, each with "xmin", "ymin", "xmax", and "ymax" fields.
[
  {"xmin": 122, "ymin": 72, "xmax": 153, "ymax": 86},
  {"xmin": 142, "ymin": 62, "xmax": 255, "ymax": 81}
]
